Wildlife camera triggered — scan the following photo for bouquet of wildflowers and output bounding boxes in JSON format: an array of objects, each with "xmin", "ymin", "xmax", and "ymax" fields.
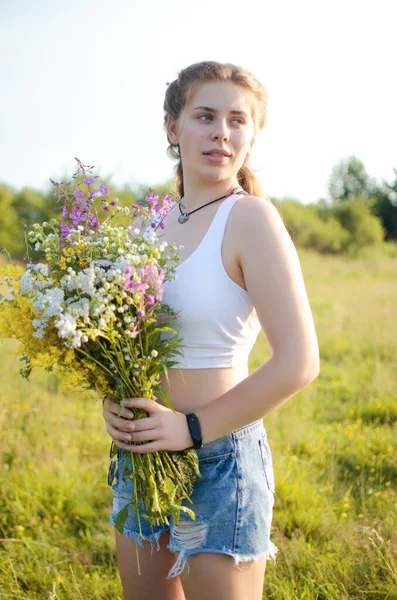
[{"xmin": 0, "ymin": 158, "xmax": 200, "ymax": 541}]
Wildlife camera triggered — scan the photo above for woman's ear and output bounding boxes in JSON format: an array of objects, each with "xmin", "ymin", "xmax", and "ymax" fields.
[{"xmin": 167, "ymin": 115, "xmax": 179, "ymax": 145}]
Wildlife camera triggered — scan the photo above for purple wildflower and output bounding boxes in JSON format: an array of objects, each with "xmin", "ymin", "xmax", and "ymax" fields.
[
  {"xmin": 60, "ymin": 221, "xmax": 73, "ymax": 239},
  {"xmin": 88, "ymin": 213, "xmax": 98, "ymax": 228},
  {"xmin": 74, "ymin": 184, "xmax": 85, "ymax": 202},
  {"xmin": 126, "ymin": 323, "xmax": 143, "ymax": 338}
]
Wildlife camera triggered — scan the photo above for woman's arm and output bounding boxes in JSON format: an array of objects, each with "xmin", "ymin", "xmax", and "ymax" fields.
[{"xmin": 195, "ymin": 195, "xmax": 320, "ymax": 444}]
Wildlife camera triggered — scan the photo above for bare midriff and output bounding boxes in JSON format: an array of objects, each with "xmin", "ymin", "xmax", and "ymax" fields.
[{"xmin": 155, "ymin": 365, "xmax": 249, "ymax": 414}]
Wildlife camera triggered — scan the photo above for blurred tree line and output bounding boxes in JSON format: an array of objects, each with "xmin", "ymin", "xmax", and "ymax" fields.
[
  {"xmin": 274, "ymin": 156, "xmax": 397, "ymax": 256},
  {"xmin": 0, "ymin": 156, "xmax": 396, "ymax": 259}
]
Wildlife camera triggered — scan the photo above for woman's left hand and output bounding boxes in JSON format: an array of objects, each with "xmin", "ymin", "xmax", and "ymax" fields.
[{"xmin": 111, "ymin": 397, "xmax": 194, "ymax": 453}]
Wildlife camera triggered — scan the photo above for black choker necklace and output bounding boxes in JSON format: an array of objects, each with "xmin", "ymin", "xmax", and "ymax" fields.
[{"xmin": 178, "ymin": 187, "xmax": 242, "ymax": 224}]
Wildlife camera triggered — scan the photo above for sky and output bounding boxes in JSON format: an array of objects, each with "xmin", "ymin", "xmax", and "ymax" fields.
[{"xmin": 0, "ymin": 0, "xmax": 396, "ymax": 205}]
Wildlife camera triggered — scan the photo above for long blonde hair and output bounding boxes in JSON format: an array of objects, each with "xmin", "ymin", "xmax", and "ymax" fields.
[{"xmin": 163, "ymin": 61, "xmax": 268, "ymax": 199}]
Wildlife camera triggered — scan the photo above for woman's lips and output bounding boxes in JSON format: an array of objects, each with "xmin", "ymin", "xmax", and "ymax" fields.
[{"xmin": 203, "ymin": 154, "xmax": 230, "ymax": 163}]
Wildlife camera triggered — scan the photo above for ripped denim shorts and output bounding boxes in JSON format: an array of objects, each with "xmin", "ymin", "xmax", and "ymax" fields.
[{"xmin": 109, "ymin": 418, "xmax": 278, "ymax": 579}]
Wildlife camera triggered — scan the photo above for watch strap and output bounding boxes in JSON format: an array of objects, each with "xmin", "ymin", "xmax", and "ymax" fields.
[{"xmin": 186, "ymin": 413, "xmax": 203, "ymax": 449}]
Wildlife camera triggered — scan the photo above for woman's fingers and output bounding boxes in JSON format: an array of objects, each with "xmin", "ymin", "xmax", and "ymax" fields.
[
  {"xmin": 129, "ymin": 429, "xmax": 159, "ymax": 443},
  {"xmin": 113, "ymin": 438, "xmax": 161, "ymax": 453},
  {"xmin": 107, "ymin": 413, "xmax": 135, "ymax": 432},
  {"xmin": 106, "ymin": 423, "xmax": 132, "ymax": 442},
  {"xmin": 103, "ymin": 398, "xmax": 134, "ymax": 419},
  {"xmin": 105, "ymin": 411, "xmax": 158, "ymax": 433}
]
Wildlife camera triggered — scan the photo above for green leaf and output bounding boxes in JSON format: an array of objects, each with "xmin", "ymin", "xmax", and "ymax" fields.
[
  {"xmin": 163, "ymin": 476, "xmax": 174, "ymax": 497},
  {"xmin": 115, "ymin": 504, "xmax": 130, "ymax": 533},
  {"xmin": 136, "ymin": 464, "xmax": 146, "ymax": 481},
  {"xmin": 159, "ymin": 361, "xmax": 170, "ymax": 388},
  {"xmin": 155, "ymin": 387, "xmax": 175, "ymax": 411},
  {"xmin": 176, "ymin": 505, "xmax": 197, "ymax": 520}
]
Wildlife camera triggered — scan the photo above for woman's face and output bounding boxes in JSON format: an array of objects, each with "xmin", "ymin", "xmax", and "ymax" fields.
[{"xmin": 168, "ymin": 80, "xmax": 256, "ymax": 185}]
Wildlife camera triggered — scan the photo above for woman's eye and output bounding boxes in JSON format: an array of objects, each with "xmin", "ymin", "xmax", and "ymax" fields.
[{"xmin": 198, "ymin": 114, "xmax": 244, "ymax": 125}]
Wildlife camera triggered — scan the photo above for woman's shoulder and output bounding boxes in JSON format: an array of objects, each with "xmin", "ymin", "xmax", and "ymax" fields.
[
  {"xmin": 232, "ymin": 193, "xmax": 290, "ymax": 254},
  {"xmin": 233, "ymin": 193, "xmax": 277, "ymax": 223}
]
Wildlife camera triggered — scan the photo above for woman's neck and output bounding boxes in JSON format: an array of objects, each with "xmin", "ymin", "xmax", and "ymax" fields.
[{"xmin": 180, "ymin": 179, "xmax": 240, "ymax": 212}]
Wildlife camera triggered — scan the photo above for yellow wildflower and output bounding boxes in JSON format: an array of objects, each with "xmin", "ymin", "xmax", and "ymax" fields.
[{"xmin": 59, "ymin": 257, "xmax": 67, "ymax": 270}]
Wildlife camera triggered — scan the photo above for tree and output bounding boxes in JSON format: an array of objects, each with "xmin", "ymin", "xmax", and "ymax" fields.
[
  {"xmin": 371, "ymin": 169, "xmax": 397, "ymax": 240},
  {"xmin": 0, "ymin": 184, "xmax": 24, "ymax": 255},
  {"xmin": 333, "ymin": 195, "xmax": 385, "ymax": 252},
  {"xmin": 328, "ymin": 156, "xmax": 377, "ymax": 203}
]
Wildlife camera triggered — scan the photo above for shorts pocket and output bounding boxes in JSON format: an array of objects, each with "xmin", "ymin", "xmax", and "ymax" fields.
[
  {"xmin": 259, "ymin": 436, "xmax": 275, "ymax": 494},
  {"xmin": 199, "ymin": 451, "xmax": 235, "ymax": 465}
]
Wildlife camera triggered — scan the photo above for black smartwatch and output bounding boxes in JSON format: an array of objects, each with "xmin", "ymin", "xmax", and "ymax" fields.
[{"xmin": 186, "ymin": 413, "xmax": 203, "ymax": 449}]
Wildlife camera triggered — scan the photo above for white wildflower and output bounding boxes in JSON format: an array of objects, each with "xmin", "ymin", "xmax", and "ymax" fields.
[
  {"xmin": 151, "ymin": 350, "xmax": 158, "ymax": 358},
  {"xmin": 54, "ymin": 313, "xmax": 77, "ymax": 339},
  {"xmin": 20, "ymin": 271, "xmax": 34, "ymax": 293},
  {"xmin": 32, "ymin": 288, "xmax": 64, "ymax": 324}
]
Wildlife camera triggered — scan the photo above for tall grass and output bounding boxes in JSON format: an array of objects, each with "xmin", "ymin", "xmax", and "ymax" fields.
[{"xmin": 1, "ymin": 249, "xmax": 396, "ymax": 599}]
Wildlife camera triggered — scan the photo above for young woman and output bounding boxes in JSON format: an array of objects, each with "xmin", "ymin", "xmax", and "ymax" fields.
[{"xmin": 102, "ymin": 61, "xmax": 320, "ymax": 600}]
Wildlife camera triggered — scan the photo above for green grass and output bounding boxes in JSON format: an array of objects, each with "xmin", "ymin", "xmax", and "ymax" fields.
[{"xmin": 1, "ymin": 249, "xmax": 396, "ymax": 599}]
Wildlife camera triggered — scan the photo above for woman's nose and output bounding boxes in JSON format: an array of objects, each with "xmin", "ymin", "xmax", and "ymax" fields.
[{"xmin": 211, "ymin": 120, "xmax": 230, "ymax": 141}]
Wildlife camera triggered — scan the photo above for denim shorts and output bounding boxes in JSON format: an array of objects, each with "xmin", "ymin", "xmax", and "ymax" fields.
[{"xmin": 109, "ymin": 418, "xmax": 278, "ymax": 579}]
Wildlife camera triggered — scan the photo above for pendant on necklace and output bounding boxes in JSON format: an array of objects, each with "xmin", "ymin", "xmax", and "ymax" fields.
[{"xmin": 178, "ymin": 212, "xmax": 189, "ymax": 224}]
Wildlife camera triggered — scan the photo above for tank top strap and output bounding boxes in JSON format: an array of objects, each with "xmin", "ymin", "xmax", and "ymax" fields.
[{"xmin": 202, "ymin": 193, "xmax": 245, "ymax": 252}]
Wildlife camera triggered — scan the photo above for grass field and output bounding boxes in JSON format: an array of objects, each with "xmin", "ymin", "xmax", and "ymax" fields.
[{"xmin": 0, "ymin": 249, "xmax": 396, "ymax": 599}]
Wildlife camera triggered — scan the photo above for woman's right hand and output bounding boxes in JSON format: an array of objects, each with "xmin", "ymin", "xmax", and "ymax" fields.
[{"xmin": 102, "ymin": 398, "xmax": 134, "ymax": 443}]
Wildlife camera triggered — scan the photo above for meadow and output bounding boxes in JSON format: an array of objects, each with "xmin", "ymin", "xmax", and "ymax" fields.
[{"xmin": 0, "ymin": 249, "xmax": 396, "ymax": 599}]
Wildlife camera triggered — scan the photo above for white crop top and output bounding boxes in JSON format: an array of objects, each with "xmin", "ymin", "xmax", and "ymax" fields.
[{"xmin": 147, "ymin": 193, "xmax": 261, "ymax": 369}]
